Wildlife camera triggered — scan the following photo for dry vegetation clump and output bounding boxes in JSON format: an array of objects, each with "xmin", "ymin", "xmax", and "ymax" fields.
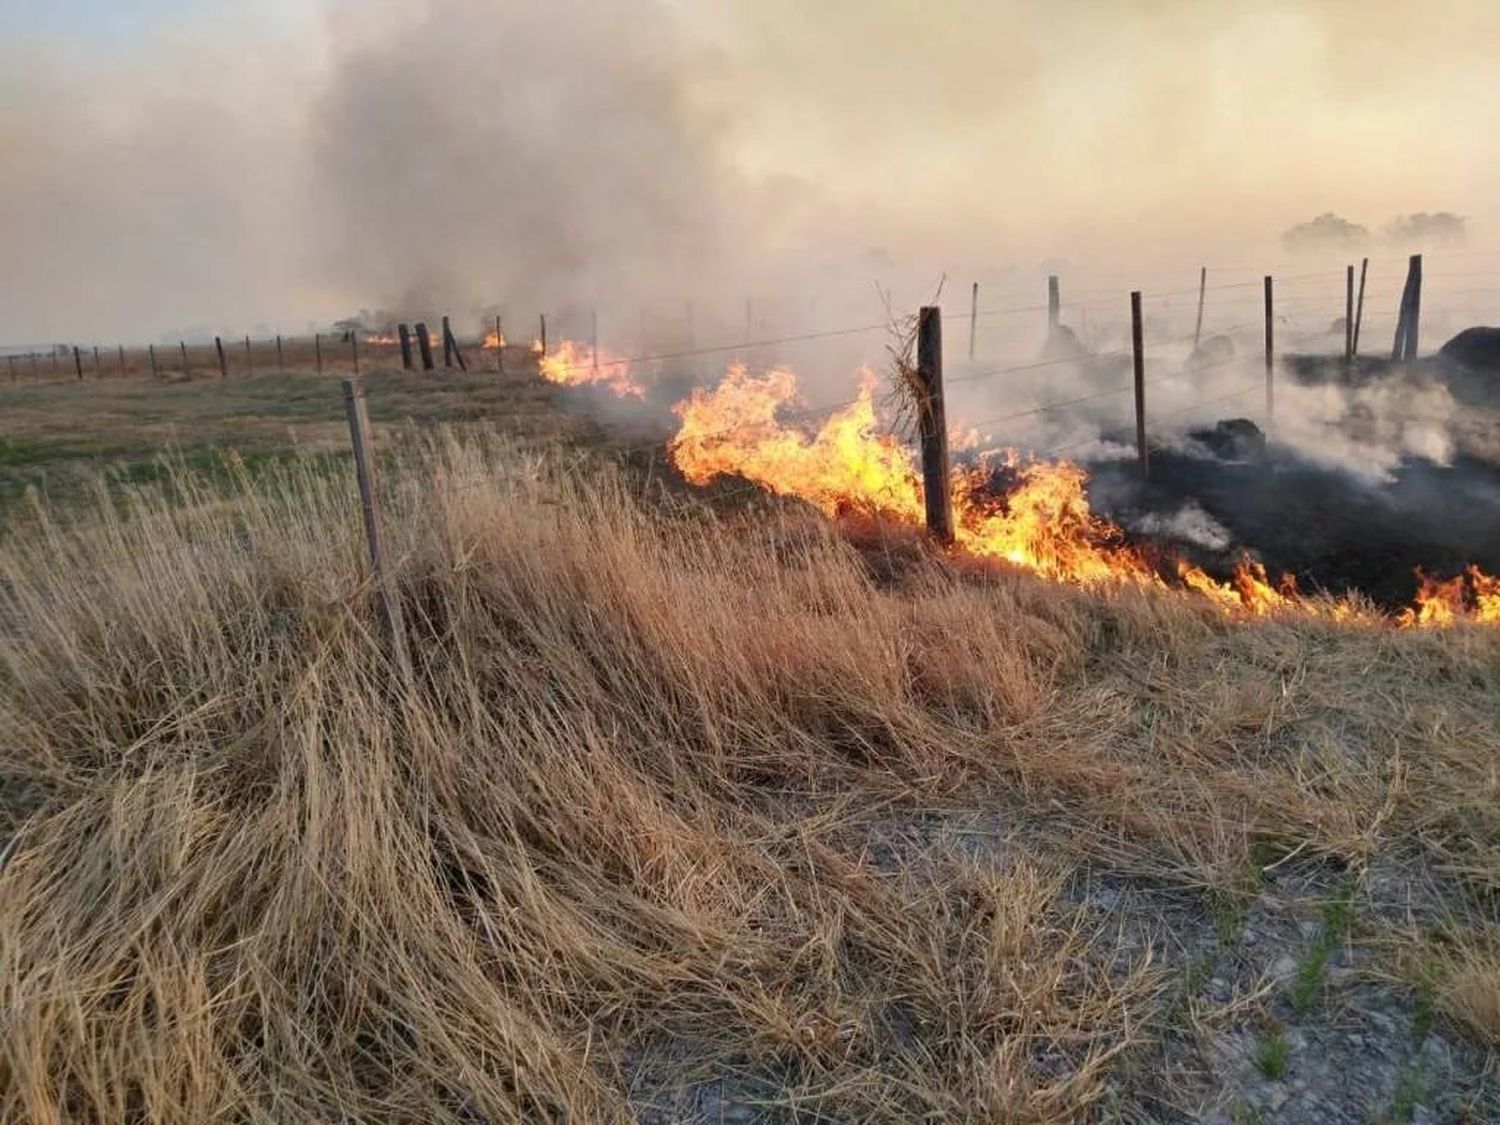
[{"xmin": 2, "ymin": 432, "xmax": 1499, "ymax": 1121}]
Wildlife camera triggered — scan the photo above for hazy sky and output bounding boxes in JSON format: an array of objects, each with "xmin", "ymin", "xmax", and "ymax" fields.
[{"xmin": 1, "ymin": 0, "xmax": 1496, "ymax": 343}]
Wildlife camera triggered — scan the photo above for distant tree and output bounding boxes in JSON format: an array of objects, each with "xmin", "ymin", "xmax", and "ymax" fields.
[
  {"xmin": 1282, "ymin": 213, "xmax": 1370, "ymax": 254},
  {"xmin": 1386, "ymin": 212, "xmax": 1467, "ymax": 247}
]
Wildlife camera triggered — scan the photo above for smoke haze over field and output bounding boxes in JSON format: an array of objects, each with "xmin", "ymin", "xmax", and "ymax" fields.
[{"xmin": 1, "ymin": 0, "xmax": 1498, "ymax": 343}]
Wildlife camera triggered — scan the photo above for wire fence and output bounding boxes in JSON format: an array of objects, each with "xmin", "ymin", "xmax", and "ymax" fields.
[{"xmin": 4, "ymin": 255, "xmax": 1497, "ymax": 481}]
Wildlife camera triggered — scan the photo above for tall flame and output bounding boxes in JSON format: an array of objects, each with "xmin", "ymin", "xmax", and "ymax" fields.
[
  {"xmin": 539, "ymin": 340, "xmax": 645, "ymax": 398},
  {"xmin": 667, "ymin": 365, "xmax": 1499, "ymax": 626},
  {"xmin": 1399, "ymin": 567, "xmax": 1500, "ymax": 627}
]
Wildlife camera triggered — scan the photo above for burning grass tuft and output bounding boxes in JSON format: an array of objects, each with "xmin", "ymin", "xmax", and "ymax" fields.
[{"xmin": 3, "ymin": 432, "xmax": 1500, "ymax": 1120}]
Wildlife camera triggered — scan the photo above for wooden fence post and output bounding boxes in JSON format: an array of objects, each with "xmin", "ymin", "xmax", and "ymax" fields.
[
  {"xmin": 92, "ymin": 346, "xmax": 101, "ymax": 378},
  {"xmin": 495, "ymin": 316, "xmax": 504, "ymax": 375},
  {"xmin": 31, "ymin": 353, "xmax": 39, "ymax": 378},
  {"xmin": 398, "ymin": 324, "xmax": 413, "ymax": 370},
  {"xmin": 969, "ymin": 281, "xmax": 978, "ymax": 359},
  {"xmin": 1193, "ymin": 266, "xmax": 1207, "ymax": 350},
  {"xmin": 276, "ymin": 334, "xmax": 284, "ymax": 372},
  {"xmin": 441, "ymin": 316, "xmax": 455, "ymax": 368},
  {"xmin": 1047, "ymin": 275, "xmax": 1060, "ymax": 333},
  {"xmin": 1352, "ymin": 257, "xmax": 1368, "ymax": 358},
  {"xmin": 1131, "ymin": 291, "xmax": 1148, "ymax": 478},
  {"xmin": 341, "ymin": 378, "xmax": 412, "ymax": 683},
  {"xmin": 351, "ymin": 331, "xmax": 360, "ymax": 376},
  {"xmin": 1403, "ymin": 254, "xmax": 1422, "ymax": 361},
  {"xmin": 215, "ymin": 336, "xmax": 228, "ymax": 379},
  {"xmin": 414, "ymin": 322, "xmax": 434, "ymax": 370},
  {"xmin": 117, "ymin": 344, "xmax": 126, "ymax": 375},
  {"xmin": 7, "ymin": 355, "xmax": 14, "ymax": 383},
  {"xmin": 73, "ymin": 346, "xmax": 83, "ymax": 379},
  {"xmin": 915, "ymin": 305, "xmax": 953, "ymax": 543},
  {"xmin": 1391, "ymin": 255, "xmax": 1423, "ymax": 361},
  {"xmin": 315, "ymin": 333, "xmax": 323, "ymax": 376},
  {"xmin": 244, "ymin": 335, "xmax": 253, "ymax": 375},
  {"xmin": 149, "ymin": 344, "xmax": 159, "ymax": 379},
  {"xmin": 1344, "ymin": 264, "xmax": 1354, "ymax": 366},
  {"xmin": 444, "ymin": 319, "xmax": 467, "ymax": 372},
  {"xmin": 1263, "ymin": 276, "xmax": 1275, "ymax": 423},
  {"xmin": 539, "ymin": 313, "xmax": 548, "ymax": 357},
  {"xmin": 179, "ymin": 341, "xmax": 188, "ymax": 376}
]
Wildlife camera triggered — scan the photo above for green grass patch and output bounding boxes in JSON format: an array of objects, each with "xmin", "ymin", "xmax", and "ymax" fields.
[
  {"xmin": 1289, "ymin": 883, "xmax": 1356, "ymax": 1017},
  {"xmin": 1255, "ymin": 1029, "xmax": 1289, "ymax": 1080}
]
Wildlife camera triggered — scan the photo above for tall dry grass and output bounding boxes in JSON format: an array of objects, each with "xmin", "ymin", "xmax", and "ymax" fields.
[{"xmin": 2, "ymin": 432, "xmax": 1498, "ymax": 1121}]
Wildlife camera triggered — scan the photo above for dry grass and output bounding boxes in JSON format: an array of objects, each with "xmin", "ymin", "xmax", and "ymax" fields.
[{"xmin": 2, "ymin": 430, "xmax": 1499, "ymax": 1121}]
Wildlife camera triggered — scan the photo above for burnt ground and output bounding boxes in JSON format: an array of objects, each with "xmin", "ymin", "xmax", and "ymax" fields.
[
  {"xmin": 1073, "ymin": 349, "xmax": 1500, "ymax": 610},
  {"xmin": 1084, "ymin": 450, "xmax": 1500, "ymax": 610}
]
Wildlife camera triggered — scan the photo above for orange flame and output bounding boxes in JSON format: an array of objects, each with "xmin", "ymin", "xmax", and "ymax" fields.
[
  {"xmin": 539, "ymin": 340, "xmax": 644, "ymax": 399},
  {"xmin": 483, "ymin": 330, "xmax": 506, "ymax": 350},
  {"xmin": 667, "ymin": 365, "xmax": 1500, "ymax": 626},
  {"xmin": 364, "ymin": 333, "xmax": 399, "ymax": 346},
  {"xmin": 531, "ymin": 339, "xmax": 545, "ymax": 355},
  {"xmin": 671, "ymin": 365, "xmax": 1156, "ymax": 586},
  {"xmin": 1398, "ymin": 566, "xmax": 1500, "ymax": 627}
]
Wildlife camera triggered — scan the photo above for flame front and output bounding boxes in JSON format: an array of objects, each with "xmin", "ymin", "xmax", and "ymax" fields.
[
  {"xmin": 539, "ymin": 340, "xmax": 645, "ymax": 398},
  {"xmin": 671, "ymin": 365, "xmax": 1157, "ymax": 587},
  {"xmin": 483, "ymin": 330, "xmax": 505, "ymax": 350},
  {"xmin": 665, "ymin": 364, "xmax": 1500, "ymax": 625},
  {"xmin": 1400, "ymin": 567, "xmax": 1500, "ymax": 627}
]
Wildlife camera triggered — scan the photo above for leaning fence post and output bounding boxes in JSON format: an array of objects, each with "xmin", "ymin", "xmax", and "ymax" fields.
[
  {"xmin": 915, "ymin": 305, "xmax": 953, "ymax": 543},
  {"xmin": 1344, "ymin": 264, "xmax": 1354, "ymax": 366},
  {"xmin": 1391, "ymin": 255, "xmax": 1423, "ymax": 361},
  {"xmin": 1352, "ymin": 257, "xmax": 1368, "ymax": 358},
  {"xmin": 1193, "ymin": 266, "xmax": 1207, "ymax": 350},
  {"xmin": 1263, "ymin": 276, "xmax": 1275, "ymax": 423},
  {"xmin": 1047, "ymin": 275, "xmax": 1060, "ymax": 333},
  {"xmin": 1404, "ymin": 253, "xmax": 1422, "ymax": 361},
  {"xmin": 341, "ymin": 378, "xmax": 412, "ymax": 683},
  {"xmin": 398, "ymin": 323, "xmax": 413, "ymax": 370},
  {"xmin": 215, "ymin": 336, "xmax": 228, "ymax": 379},
  {"xmin": 1131, "ymin": 291, "xmax": 1148, "ymax": 478},
  {"xmin": 445, "ymin": 320, "xmax": 467, "ymax": 372},
  {"xmin": 415, "ymin": 322, "xmax": 434, "ymax": 370}
]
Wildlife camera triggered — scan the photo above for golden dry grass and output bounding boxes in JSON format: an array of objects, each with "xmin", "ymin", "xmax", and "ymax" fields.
[{"xmin": 2, "ymin": 430, "xmax": 1499, "ymax": 1121}]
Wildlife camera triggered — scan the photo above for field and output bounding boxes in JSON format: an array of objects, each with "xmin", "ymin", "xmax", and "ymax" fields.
[{"xmin": 2, "ymin": 353, "xmax": 1499, "ymax": 1122}]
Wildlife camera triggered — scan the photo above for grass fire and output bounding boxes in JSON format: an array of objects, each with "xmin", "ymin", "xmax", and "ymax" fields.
[{"xmin": 4, "ymin": 3, "xmax": 1500, "ymax": 1123}]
